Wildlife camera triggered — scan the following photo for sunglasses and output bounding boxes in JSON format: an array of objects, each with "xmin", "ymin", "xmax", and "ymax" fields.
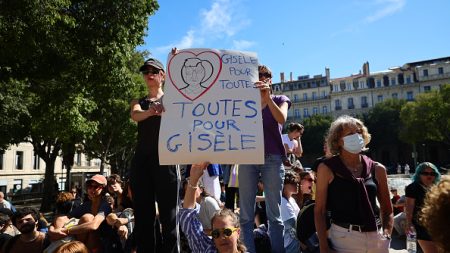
[
  {"xmin": 259, "ymin": 72, "xmax": 272, "ymax": 79},
  {"xmin": 211, "ymin": 227, "xmax": 238, "ymax": 239},
  {"xmin": 302, "ymin": 178, "xmax": 315, "ymax": 183},
  {"xmin": 420, "ymin": 172, "xmax": 436, "ymax": 176},
  {"xmin": 142, "ymin": 68, "xmax": 160, "ymax": 75}
]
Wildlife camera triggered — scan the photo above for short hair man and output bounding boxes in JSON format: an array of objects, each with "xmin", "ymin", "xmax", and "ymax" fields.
[
  {"xmin": 1, "ymin": 207, "xmax": 49, "ymax": 253},
  {"xmin": 0, "ymin": 192, "xmax": 15, "ymax": 213}
]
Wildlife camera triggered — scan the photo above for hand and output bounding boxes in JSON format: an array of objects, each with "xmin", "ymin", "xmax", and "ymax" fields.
[
  {"xmin": 171, "ymin": 47, "xmax": 179, "ymax": 55},
  {"xmin": 49, "ymin": 227, "xmax": 68, "ymax": 240},
  {"xmin": 117, "ymin": 225, "xmax": 128, "ymax": 239},
  {"xmin": 254, "ymin": 81, "xmax": 271, "ymax": 103},
  {"xmin": 149, "ymin": 101, "xmax": 165, "ymax": 116},
  {"xmin": 190, "ymin": 162, "xmax": 209, "ymax": 182}
]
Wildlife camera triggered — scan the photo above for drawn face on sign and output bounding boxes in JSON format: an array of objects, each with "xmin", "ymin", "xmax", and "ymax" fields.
[{"xmin": 168, "ymin": 51, "xmax": 222, "ymax": 101}]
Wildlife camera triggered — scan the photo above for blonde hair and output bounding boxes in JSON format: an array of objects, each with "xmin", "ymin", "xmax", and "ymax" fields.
[
  {"xmin": 326, "ymin": 115, "xmax": 371, "ymax": 155},
  {"xmin": 420, "ymin": 175, "xmax": 450, "ymax": 252},
  {"xmin": 54, "ymin": 241, "xmax": 89, "ymax": 253}
]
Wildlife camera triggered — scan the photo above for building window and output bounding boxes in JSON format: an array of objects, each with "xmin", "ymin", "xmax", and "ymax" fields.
[
  {"xmin": 334, "ymin": 85, "xmax": 339, "ymax": 92},
  {"xmin": 424, "ymin": 86, "xmax": 431, "ymax": 92},
  {"xmin": 76, "ymin": 151, "xmax": 81, "ymax": 166},
  {"xmin": 293, "ymin": 83, "xmax": 298, "ymax": 90},
  {"xmin": 313, "ymin": 107, "xmax": 318, "ymax": 115},
  {"xmin": 335, "ymin": 100, "xmax": 342, "ymax": 110},
  {"xmin": 406, "ymin": 91, "xmax": 414, "ymax": 101},
  {"xmin": 383, "ymin": 76, "xmax": 389, "ymax": 86},
  {"xmin": 377, "ymin": 95, "xmax": 383, "ymax": 103},
  {"xmin": 303, "ymin": 108, "xmax": 309, "ymax": 117},
  {"xmin": 423, "ymin": 69, "xmax": 428, "ymax": 77},
  {"xmin": 438, "ymin": 67, "xmax": 444, "ymax": 75},
  {"xmin": 294, "ymin": 109, "xmax": 301, "ymax": 118},
  {"xmin": 391, "ymin": 78, "xmax": 396, "ymax": 85},
  {"xmin": 347, "ymin": 82, "xmax": 352, "ymax": 91},
  {"xmin": 0, "ymin": 152, "xmax": 3, "ymax": 170},
  {"xmin": 321, "ymin": 91, "xmax": 326, "ymax": 98},
  {"xmin": 13, "ymin": 179, "xmax": 23, "ymax": 194},
  {"xmin": 312, "ymin": 92, "xmax": 317, "ymax": 100},
  {"xmin": 398, "ymin": 74, "xmax": 404, "ymax": 84},
  {"xmin": 353, "ymin": 80, "xmax": 359, "ymax": 90},
  {"xmin": 311, "ymin": 81, "xmax": 317, "ymax": 88},
  {"xmin": 303, "ymin": 93, "xmax": 308, "ymax": 101},
  {"xmin": 15, "ymin": 151, "xmax": 24, "ymax": 170},
  {"xmin": 33, "ymin": 154, "xmax": 40, "ymax": 170},
  {"xmin": 392, "ymin": 93, "xmax": 398, "ymax": 99},
  {"xmin": 322, "ymin": 106, "xmax": 328, "ymax": 114},
  {"xmin": 376, "ymin": 79, "xmax": 382, "ymax": 87},
  {"xmin": 361, "ymin": 96, "xmax": 368, "ymax": 108},
  {"xmin": 348, "ymin": 98, "xmax": 354, "ymax": 109},
  {"xmin": 406, "ymin": 76, "xmax": 411, "ymax": 84},
  {"xmin": 294, "ymin": 94, "xmax": 299, "ymax": 102},
  {"xmin": 340, "ymin": 81, "xmax": 346, "ymax": 91},
  {"xmin": 360, "ymin": 80, "xmax": 365, "ymax": 88}
]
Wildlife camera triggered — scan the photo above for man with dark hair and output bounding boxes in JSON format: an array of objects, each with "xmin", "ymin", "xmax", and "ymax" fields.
[{"xmin": 1, "ymin": 207, "xmax": 49, "ymax": 253}]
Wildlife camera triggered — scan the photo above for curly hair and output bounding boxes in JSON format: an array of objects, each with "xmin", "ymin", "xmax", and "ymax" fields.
[
  {"xmin": 211, "ymin": 208, "xmax": 247, "ymax": 253},
  {"xmin": 411, "ymin": 162, "xmax": 441, "ymax": 184},
  {"xmin": 420, "ymin": 175, "xmax": 450, "ymax": 252},
  {"xmin": 326, "ymin": 115, "xmax": 371, "ymax": 155},
  {"xmin": 284, "ymin": 171, "xmax": 300, "ymax": 185},
  {"xmin": 12, "ymin": 207, "xmax": 39, "ymax": 226}
]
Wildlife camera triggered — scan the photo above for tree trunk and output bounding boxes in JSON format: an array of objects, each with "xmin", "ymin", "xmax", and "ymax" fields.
[
  {"xmin": 33, "ymin": 139, "xmax": 61, "ymax": 212},
  {"xmin": 62, "ymin": 143, "xmax": 75, "ymax": 191}
]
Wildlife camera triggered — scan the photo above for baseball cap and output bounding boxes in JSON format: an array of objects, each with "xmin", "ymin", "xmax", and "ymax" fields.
[
  {"xmin": 86, "ymin": 174, "xmax": 107, "ymax": 186},
  {"xmin": 139, "ymin": 58, "xmax": 165, "ymax": 72}
]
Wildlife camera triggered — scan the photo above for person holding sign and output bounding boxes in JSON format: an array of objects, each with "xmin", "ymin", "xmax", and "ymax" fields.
[
  {"xmin": 239, "ymin": 65, "xmax": 291, "ymax": 253},
  {"xmin": 129, "ymin": 57, "xmax": 179, "ymax": 253}
]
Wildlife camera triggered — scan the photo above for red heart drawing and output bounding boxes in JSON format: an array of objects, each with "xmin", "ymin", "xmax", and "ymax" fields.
[{"xmin": 168, "ymin": 50, "xmax": 222, "ymax": 101}]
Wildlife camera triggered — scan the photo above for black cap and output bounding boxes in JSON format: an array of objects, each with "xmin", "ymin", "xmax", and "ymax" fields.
[{"xmin": 139, "ymin": 58, "xmax": 165, "ymax": 72}]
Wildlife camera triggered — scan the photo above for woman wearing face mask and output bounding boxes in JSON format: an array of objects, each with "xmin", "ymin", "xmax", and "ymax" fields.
[{"xmin": 314, "ymin": 115, "xmax": 393, "ymax": 253}]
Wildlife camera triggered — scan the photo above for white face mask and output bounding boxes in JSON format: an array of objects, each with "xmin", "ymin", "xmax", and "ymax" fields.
[{"xmin": 342, "ymin": 133, "xmax": 364, "ymax": 154}]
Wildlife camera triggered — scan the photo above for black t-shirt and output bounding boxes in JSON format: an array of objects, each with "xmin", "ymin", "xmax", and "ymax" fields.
[{"xmin": 405, "ymin": 181, "xmax": 427, "ymax": 224}]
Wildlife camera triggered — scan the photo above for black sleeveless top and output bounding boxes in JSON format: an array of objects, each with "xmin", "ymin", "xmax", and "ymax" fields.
[
  {"xmin": 135, "ymin": 96, "xmax": 161, "ymax": 158},
  {"xmin": 325, "ymin": 155, "xmax": 380, "ymax": 226}
]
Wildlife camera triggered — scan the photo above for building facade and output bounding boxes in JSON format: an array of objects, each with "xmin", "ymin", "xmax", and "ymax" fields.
[{"xmin": 0, "ymin": 142, "xmax": 108, "ymax": 197}]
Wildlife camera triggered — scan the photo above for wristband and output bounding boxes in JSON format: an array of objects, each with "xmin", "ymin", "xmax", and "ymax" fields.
[{"xmin": 187, "ymin": 179, "xmax": 199, "ymax": 189}]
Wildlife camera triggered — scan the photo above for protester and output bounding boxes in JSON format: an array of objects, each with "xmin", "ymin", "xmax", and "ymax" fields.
[
  {"xmin": 0, "ymin": 193, "xmax": 15, "ymax": 213},
  {"xmin": 405, "ymin": 162, "xmax": 441, "ymax": 253},
  {"xmin": 107, "ymin": 175, "xmax": 132, "ymax": 213},
  {"xmin": 282, "ymin": 122, "xmax": 304, "ymax": 167},
  {"xmin": 179, "ymin": 162, "xmax": 247, "ymax": 253},
  {"xmin": 54, "ymin": 241, "xmax": 89, "ymax": 253},
  {"xmin": 280, "ymin": 171, "xmax": 301, "ymax": 253},
  {"xmin": 0, "ymin": 208, "xmax": 19, "ymax": 237},
  {"xmin": 315, "ymin": 115, "xmax": 393, "ymax": 253},
  {"xmin": 239, "ymin": 64, "xmax": 290, "ymax": 253},
  {"xmin": 223, "ymin": 164, "xmax": 239, "ymax": 212},
  {"xmin": 130, "ymin": 55, "xmax": 179, "ymax": 253},
  {"xmin": 1, "ymin": 207, "xmax": 49, "ymax": 253},
  {"xmin": 420, "ymin": 175, "xmax": 450, "ymax": 252},
  {"xmin": 292, "ymin": 171, "xmax": 315, "ymax": 209},
  {"xmin": 49, "ymin": 174, "xmax": 121, "ymax": 253},
  {"xmin": 0, "ymin": 213, "xmax": 12, "ymax": 249},
  {"xmin": 390, "ymin": 188, "xmax": 403, "ymax": 216}
]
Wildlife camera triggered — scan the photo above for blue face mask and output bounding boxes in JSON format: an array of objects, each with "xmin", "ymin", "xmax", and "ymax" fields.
[{"xmin": 342, "ymin": 133, "xmax": 364, "ymax": 154}]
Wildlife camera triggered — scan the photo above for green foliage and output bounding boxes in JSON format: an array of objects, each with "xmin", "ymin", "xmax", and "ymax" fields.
[
  {"xmin": 0, "ymin": 0, "xmax": 160, "ymax": 211},
  {"xmin": 400, "ymin": 84, "xmax": 450, "ymax": 145},
  {"xmin": 299, "ymin": 114, "xmax": 333, "ymax": 155},
  {"xmin": 365, "ymin": 98, "xmax": 406, "ymax": 147}
]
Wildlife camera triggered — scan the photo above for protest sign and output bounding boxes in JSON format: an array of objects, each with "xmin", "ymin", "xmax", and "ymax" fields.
[{"xmin": 158, "ymin": 48, "xmax": 264, "ymax": 165}]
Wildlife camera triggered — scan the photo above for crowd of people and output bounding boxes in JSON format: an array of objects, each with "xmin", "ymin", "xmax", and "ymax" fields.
[{"xmin": 0, "ymin": 54, "xmax": 449, "ymax": 253}]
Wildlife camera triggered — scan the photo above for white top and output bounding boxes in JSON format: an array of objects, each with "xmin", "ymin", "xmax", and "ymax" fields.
[
  {"xmin": 281, "ymin": 196, "xmax": 300, "ymax": 247},
  {"xmin": 282, "ymin": 134, "xmax": 295, "ymax": 152}
]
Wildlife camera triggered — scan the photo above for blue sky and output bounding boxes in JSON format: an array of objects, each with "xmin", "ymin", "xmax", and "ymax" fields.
[{"xmin": 140, "ymin": 0, "xmax": 450, "ymax": 83}]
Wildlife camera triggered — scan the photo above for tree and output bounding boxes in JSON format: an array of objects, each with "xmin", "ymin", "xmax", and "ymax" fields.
[
  {"xmin": 400, "ymin": 84, "xmax": 450, "ymax": 145},
  {"xmin": 299, "ymin": 114, "xmax": 333, "ymax": 165},
  {"xmin": 0, "ymin": 0, "xmax": 159, "ymax": 211}
]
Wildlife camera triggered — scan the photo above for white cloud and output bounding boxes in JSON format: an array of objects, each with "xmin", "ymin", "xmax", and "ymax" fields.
[
  {"xmin": 232, "ymin": 40, "xmax": 256, "ymax": 50},
  {"xmin": 365, "ymin": 0, "xmax": 406, "ymax": 23},
  {"xmin": 156, "ymin": 0, "xmax": 252, "ymax": 51}
]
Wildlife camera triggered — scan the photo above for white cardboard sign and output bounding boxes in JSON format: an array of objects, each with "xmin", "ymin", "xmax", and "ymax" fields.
[{"xmin": 158, "ymin": 48, "xmax": 264, "ymax": 165}]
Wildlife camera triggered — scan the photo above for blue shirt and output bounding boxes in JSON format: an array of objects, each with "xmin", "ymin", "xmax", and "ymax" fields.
[{"xmin": 179, "ymin": 204, "xmax": 218, "ymax": 253}]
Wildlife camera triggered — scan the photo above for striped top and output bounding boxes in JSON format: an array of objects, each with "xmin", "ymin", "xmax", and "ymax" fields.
[{"xmin": 179, "ymin": 204, "xmax": 218, "ymax": 253}]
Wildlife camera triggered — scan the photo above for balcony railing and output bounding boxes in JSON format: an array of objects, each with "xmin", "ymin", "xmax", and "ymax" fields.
[
  {"xmin": 361, "ymin": 103, "xmax": 369, "ymax": 108},
  {"xmin": 419, "ymin": 72, "xmax": 450, "ymax": 81},
  {"xmin": 347, "ymin": 104, "xmax": 355, "ymax": 109},
  {"xmin": 335, "ymin": 106, "xmax": 342, "ymax": 111}
]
